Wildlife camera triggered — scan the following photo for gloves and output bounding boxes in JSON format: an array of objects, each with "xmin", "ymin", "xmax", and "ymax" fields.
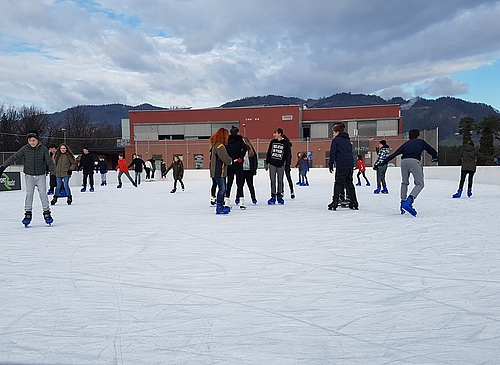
[
  {"xmin": 329, "ymin": 166, "xmax": 333, "ymax": 174},
  {"xmin": 372, "ymin": 164, "xmax": 379, "ymax": 170},
  {"xmin": 67, "ymin": 170, "xmax": 72, "ymax": 176},
  {"xmin": 264, "ymin": 164, "xmax": 269, "ymax": 171},
  {"xmin": 431, "ymin": 157, "xmax": 438, "ymax": 163},
  {"xmin": 493, "ymin": 157, "xmax": 498, "ymax": 165},
  {"xmin": 0, "ymin": 165, "xmax": 5, "ymax": 175},
  {"xmin": 236, "ymin": 158, "xmax": 243, "ymax": 163}
]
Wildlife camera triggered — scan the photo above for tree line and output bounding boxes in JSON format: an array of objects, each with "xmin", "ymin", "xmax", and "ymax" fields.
[
  {"xmin": 0, "ymin": 104, "xmax": 121, "ymax": 154},
  {"xmin": 439, "ymin": 115, "xmax": 500, "ymax": 165}
]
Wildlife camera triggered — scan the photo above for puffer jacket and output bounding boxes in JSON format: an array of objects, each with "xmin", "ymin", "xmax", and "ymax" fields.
[
  {"xmin": 2, "ymin": 142, "xmax": 54, "ymax": 176},
  {"xmin": 460, "ymin": 144, "xmax": 484, "ymax": 172},
  {"xmin": 166, "ymin": 160, "xmax": 184, "ymax": 179}
]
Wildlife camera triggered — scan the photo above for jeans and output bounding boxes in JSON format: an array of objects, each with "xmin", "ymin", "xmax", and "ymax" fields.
[
  {"xmin": 55, "ymin": 176, "xmax": 71, "ymax": 196},
  {"xmin": 214, "ymin": 177, "xmax": 227, "ymax": 205}
]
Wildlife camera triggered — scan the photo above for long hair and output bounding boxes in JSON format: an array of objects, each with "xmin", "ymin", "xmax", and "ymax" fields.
[
  {"xmin": 55, "ymin": 143, "xmax": 76, "ymax": 163},
  {"xmin": 210, "ymin": 128, "xmax": 229, "ymax": 146},
  {"xmin": 243, "ymin": 136, "xmax": 256, "ymax": 157}
]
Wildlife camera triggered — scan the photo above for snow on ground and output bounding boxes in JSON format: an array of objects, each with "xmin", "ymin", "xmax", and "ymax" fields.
[{"xmin": 1, "ymin": 176, "xmax": 499, "ymax": 364}]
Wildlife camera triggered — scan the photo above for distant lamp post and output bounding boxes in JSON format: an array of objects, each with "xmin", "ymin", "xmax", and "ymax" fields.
[
  {"xmin": 243, "ymin": 123, "xmax": 247, "ymax": 136},
  {"xmin": 61, "ymin": 128, "xmax": 67, "ymax": 144}
]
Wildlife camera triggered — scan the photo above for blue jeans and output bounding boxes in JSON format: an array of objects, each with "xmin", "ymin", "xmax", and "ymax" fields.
[
  {"xmin": 214, "ymin": 177, "xmax": 226, "ymax": 205},
  {"xmin": 55, "ymin": 176, "xmax": 71, "ymax": 196}
]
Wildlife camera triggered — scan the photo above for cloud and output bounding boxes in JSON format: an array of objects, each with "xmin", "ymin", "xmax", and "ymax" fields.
[
  {"xmin": 421, "ymin": 77, "xmax": 469, "ymax": 97},
  {"xmin": 0, "ymin": 0, "xmax": 499, "ymax": 111}
]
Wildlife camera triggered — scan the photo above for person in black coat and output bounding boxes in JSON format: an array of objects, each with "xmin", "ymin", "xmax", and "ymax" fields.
[
  {"xmin": 78, "ymin": 147, "xmax": 95, "ymax": 192},
  {"xmin": 328, "ymin": 123, "xmax": 358, "ymax": 210},
  {"xmin": 224, "ymin": 125, "xmax": 247, "ymax": 206},
  {"xmin": 128, "ymin": 153, "xmax": 146, "ymax": 185}
]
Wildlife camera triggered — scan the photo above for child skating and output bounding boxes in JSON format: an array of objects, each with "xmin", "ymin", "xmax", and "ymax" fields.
[{"xmin": 354, "ymin": 155, "xmax": 370, "ymax": 186}]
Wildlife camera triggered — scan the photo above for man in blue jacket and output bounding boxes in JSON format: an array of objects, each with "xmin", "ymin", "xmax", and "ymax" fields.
[
  {"xmin": 378, "ymin": 129, "xmax": 438, "ymax": 216},
  {"xmin": 328, "ymin": 123, "xmax": 358, "ymax": 210}
]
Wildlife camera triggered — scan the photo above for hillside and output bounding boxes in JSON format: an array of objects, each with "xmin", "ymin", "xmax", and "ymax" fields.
[{"xmin": 49, "ymin": 95, "xmax": 499, "ymax": 143}]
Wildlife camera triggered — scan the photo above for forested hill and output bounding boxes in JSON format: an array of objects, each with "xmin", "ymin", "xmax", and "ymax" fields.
[
  {"xmin": 48, "ymin": 94, "xmax": 499, "ymax": 143},
  {"xmin": 221, "ymin": 93, "xmax": 499, "ymax": 141}
]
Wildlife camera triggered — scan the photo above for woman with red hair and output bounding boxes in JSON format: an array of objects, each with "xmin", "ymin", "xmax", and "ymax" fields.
[{"xmin": 210, "ymin": 128, "xmax": 234, "ymax": 214}]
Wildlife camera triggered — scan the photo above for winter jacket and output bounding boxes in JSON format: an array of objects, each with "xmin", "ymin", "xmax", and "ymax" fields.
[
  {"xmin": 242, "ymin": 148, "xmax": 258, "ymax": 175},
  {"xmin": 373, "ymin": 145, "xmax": 390, "ymax": 167},
  {"xmin": 78, "ymin": 153, "xmax": 95, "ymax": 172},
  {"xmin": 383, "ymin": 138, "xmax": 438, "ymax": 164},
  {"xmin": 299, "ymin": 158, "xmax": 310, "ymax": 172},
  {"xmin": 116, "ymin": 159, "xmax": 130, "ymax": 172},
  {"xmin": 96, "ymin": 160, "xmax": 108, "ymax": 173},
  {"xmin": 265, "ymin": 138, "xmax": 289, "ymax": 168},
  {"xmin": 283, "ymin": 136, "xmax": 293, "ymax": 169},
  {"xmin": 226, "ymin": 135, "xmax": 247, "ymax": 160},
  {"xmin": 128, "ymin": 157, "xmax": 146, "ymax": 172},
  {"xmin": 55, "ymin": 153, "xmax": 76, "ymax": 178},
  {"xmin": 460, "ymin": 144, "xmax": 485, "ymax": 172},
  {"xmin": 210, "ymin": 143, "xmax": 233, "ymax": 178},
  {"xmin": 2, "ymin": 142, "xmax": 54, "ymax": 176},
  {"xmin": 355, "ymin": 159, "xmax": 366, "ymax": 172},
  {"xmin": 166, "ymin": 160, "xmax": 184, "ymax": 180},
  {"xmin": 329, "ymin": 132, "xmax": 355, "ymax": 170}
]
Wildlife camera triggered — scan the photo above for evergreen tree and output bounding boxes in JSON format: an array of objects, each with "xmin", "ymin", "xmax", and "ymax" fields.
[
  {"xmin": 458, "ymin": 116, "xmax": 475, "ymax": 145},
  {"xmin": 476, "ymin": 115, "xmax": 500, "ymax": 163}
]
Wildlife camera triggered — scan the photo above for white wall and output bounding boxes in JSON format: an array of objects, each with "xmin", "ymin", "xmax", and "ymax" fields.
[{"xmin": 5, "ymin": 166, "xmax": 500, "ymax": 192}]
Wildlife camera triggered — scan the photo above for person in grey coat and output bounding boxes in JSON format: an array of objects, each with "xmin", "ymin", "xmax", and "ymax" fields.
[
  {"xmin": 0, "ymin": 131, "xmax": 55, "ymax": 225},
  {"xmin": 452, "ymin": 140, "xmax": 485, "ymax": 198}
]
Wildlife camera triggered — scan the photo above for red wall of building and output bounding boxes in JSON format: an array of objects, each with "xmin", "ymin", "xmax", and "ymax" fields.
[{"xmin": 302, "ymin": 104, "xmax": 400, "ymax": 121}]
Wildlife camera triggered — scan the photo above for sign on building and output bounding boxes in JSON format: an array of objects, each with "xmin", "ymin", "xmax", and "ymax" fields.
[{"xmin": 0, "ymin": 171, "xmax": 21, "ymax": 192}]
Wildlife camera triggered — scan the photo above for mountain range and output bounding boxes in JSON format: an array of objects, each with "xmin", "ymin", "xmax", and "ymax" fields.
[{"xmin": 49, "ymin": 93, "xmax": 500, "ymax": 144}]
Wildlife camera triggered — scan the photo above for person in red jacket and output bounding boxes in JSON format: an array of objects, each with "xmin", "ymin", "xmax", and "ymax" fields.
[
  {"xmin": 354, "ymin": 155, "xmax": 370, "ymax": 186},
  {"xmin": 116, "ymin": 154, "xmax": 137, "ymax": 188}
]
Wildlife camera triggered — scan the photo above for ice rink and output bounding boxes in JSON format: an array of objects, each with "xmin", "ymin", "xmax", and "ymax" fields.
[{"xmin": 1, "ymin": 174, "xmax": 499, "ymax": 364}]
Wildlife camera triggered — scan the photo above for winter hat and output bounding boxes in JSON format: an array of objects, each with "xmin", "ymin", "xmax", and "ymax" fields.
[
  {"xmin": 27, "ymin": 130, "xmax": 40, "ymax": 140},
  {"xmin": 380, "ymin": 139, "xmax": 386, "ymax": 146}
]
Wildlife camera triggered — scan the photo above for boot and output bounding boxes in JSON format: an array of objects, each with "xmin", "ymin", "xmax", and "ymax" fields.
[
  {"xmin": 224, "ymin": 197, "xmax": 232, "ymax": 207},
  {"xmin": 50, "ymin": 196, "xmax": 58, "ymax": 205},
  {"xmin": 43, "ymin": 210, "xmax": 54, "ymax": 224},
  {"xmin": 216, "ymin": 204, "xmax": 231, "ymax": 214},
  {"xmin": 373, "ymin": 186, "xmax": 381, "ymax": 194},
  {"xmin": 467, "ymin": 188, "xmax": 472, "ymax": 197},
  {"xmin": 239, "ymin": 198, "xmax": 246, "ymax": 209},
  {"xmin": 401, "ymin": 196, "xmax": 417, "ymax": 216},
  {"xmin": 170, "ymin": 188, "xmax": 176, "ymax": 193},
  {"xmin": 452, "ymin": 189, "xmax": 462, "ymax": 198},
  {"xmin": 381, "ymin": 187, "xmax": 389, "ymax": 194},
  {"xmin": 355, "ymin": 182, "xmax": 361, "ymax": 186},
  {"xmin": 22, "ymin": 211, "xmax": 32, "ymax": 226},
  {"xmin": 327, "ymin": 201, "xmax": 337, "ymax": 211},
  {"xmin": 67, "ymin": 195, "xmax": 73, "ymax": 205},
  {"xmin": 81, "ymin": 186, "xmax": 86, "ymax": 192},
  {"xmin": 277, "ymin": 194, "xmax": 284, "ymax": 204},
  {"xmin": 267, "ymin": 195, "xmax": 276, "ymax": 205},
  {"xmin": 366, "ymin": 181, "xmax": 370, "ymax": 186},
  {"xmin": 210, "ymin": 196, "xmax": 217, "ymax": 205}
]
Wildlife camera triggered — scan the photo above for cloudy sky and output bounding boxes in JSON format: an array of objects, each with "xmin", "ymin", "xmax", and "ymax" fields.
[{"xmin": 1, "ymin": 0, "xmax": 499, "ymax": 113}]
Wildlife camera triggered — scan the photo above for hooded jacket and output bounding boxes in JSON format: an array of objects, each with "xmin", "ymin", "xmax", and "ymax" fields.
[
  {"xmin": 460, "ymin": 144, "xmax": 484, "ymax": 172},
  {"xmin": 55, "ymin": 153, "xmax": 76, "ymax": 178},
  {"xmin": 210, "ymin": 143, "xmax": 233, "ymax": 178},
  {"xmin": 166, "ymin": 159, "xmax": 184, "ymax": 179},
  {"xmin": 329, "ymin": 132, "xmax": 355, "ymax": 170},
  {"xmin": 2, "ymin": 142, "xmax": 54, "ymax": 176}
]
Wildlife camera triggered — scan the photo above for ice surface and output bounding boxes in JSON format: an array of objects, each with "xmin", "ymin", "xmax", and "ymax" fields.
[{"xmin": 1, "ymin": 177, "xmax": 499, "ymax": 364}]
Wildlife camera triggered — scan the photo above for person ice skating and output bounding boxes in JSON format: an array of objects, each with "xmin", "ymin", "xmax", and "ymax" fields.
[
  {"xmin": 96, "ymin": 155, "xmax": 108, "ymax": 186},
  {"xmin": 51, "ymin": 143, "xmax": 76, "ymax": 206},
  {"xmin": 78, "ymin": 147, "xmax": 95, "ymax": 192},
  {"xmin": 116, "ymin": 154, "xmax": 137, "ymax": 188},
  {"xmin": 295, "ymin": 151, "xmax": 304, "ymax": 186},
  {"xmin": 225, "ymin": 125, "xmax": 246, "ymax": 207},
  {"xmin": 144, "ymin": 158, "xmax": 153, "ymax": 182},
  {"xmin": 128, "ymin": 153, "xmax": 146, "ymax": 185},
  {"xmin": 160, "ymin": 158, "xmax": 167, "ymax": 180},
  {"xmin": 210, "ymin": 128, "xmax": 233, "ymax": 214},
  {"xmin": 149, "ymin": 157, "xmax": 156, "ymax": 181},
  {"xmin": 381, "ymin": 129, "xmax": 438, "ymax": 216},
  {"xmin": 299, "ymin": 153, "xmax": 310, "ymax": 186},
  {"xmin": 47, "ymin": 143, "xmax": 57, "ymax": 195},
  {"xmin": 165, "ymin": 155, "xmax": 185, "ymax": 193},
  {"xmin": 372, "ymin": 140, "xmax": 390, "ymax": 194},
  {"xmin": 327, "ymin": 123, "xmax": 359, "ymax": 211},
  {"xmin": 282, "ymin": 134, "xmax": 295, "ymax": 199},
  {"xmin": 354, "ymin": 155, "xmax": 370, "ymax": 187},
  {"xmin": 265, "ymin": 128, "xmax": 289, "ymax": 205},
  {"xmin": 0, "ymin": 131, "xmax": 54, "ymax": 226},
  {"xmin": 241, "ymin": 136, "xmax": 258, "ymax": 207},
  {"xmin": 452, "ymin": 140, "xmax": 485, "ymax": 198}
]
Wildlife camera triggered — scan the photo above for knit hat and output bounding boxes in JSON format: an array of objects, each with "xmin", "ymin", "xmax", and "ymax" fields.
[{"xmin": 27, "ymin": 130, "xmax": 40, "ymax": 140}]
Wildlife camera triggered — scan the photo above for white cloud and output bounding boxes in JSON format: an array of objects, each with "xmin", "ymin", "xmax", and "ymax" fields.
[{"xmin": 0, "ymin": 0, "xmax": 500, "ymax": 111}]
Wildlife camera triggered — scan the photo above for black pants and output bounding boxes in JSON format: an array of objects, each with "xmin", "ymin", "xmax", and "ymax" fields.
[
  {"xmin": 243, "ymin": 170, "xmax": 256, "ymax": 200},
  {"xmin": 173, "ymin": 179, "xmax": 185, "ymax": 190},
  {"xmin": 83, "ymin": 170, "xmax": 94, "ymax": 188},
  {"xmin": 226, "ymin": 164, "xmax": 244, "ymax": 198},
  {"xmin": 459, "ymin": 170, "xmax": 475, "ymax": 190},
  {"xmin": 284, "ymin": 167, "xmax": 294, "ymax": 193},
  {"xmin": 333, "ymin": 168, "xmax": 358, "ymax": 208}
]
